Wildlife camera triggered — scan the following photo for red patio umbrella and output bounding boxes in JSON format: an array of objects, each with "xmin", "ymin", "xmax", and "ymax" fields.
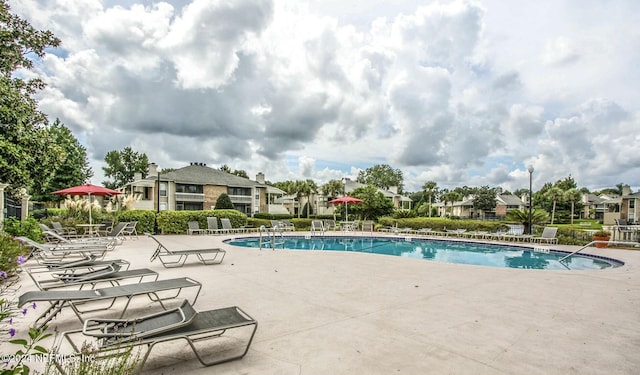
[
  {"xmin": 51, "ymin": 184, "xmax": 121, "ymax": 225},
  {"xmin": 328, "ymin": 196, "xmax": 363, "ymax": 221}
]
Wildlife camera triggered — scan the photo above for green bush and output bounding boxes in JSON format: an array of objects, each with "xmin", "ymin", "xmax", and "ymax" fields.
[
  {"xmin": 156, "ymin": 210, "xmax": 248, "ymax": 234},
  {"xmin": 253, "ymin": 213, "xmax": 294, "ymax": 220},
  {"xmin": 377, "ymin": 217, "xmax": 504, "ymax": 232},
  {"xmin": 117, "ymin": 210, "xmax": 156, "ymax": 234},
  {"xmin": 2, "ymin": 217, "xmax": 42, "ymax": 242},
  {"xmin": 0, "ymin": 233, "xmax": 30, "ymax": 278}
]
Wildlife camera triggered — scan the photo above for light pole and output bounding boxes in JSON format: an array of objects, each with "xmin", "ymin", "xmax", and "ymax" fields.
[{"xmin": 527, "ymin": 165, "xmax": 534, "ymax": 235}]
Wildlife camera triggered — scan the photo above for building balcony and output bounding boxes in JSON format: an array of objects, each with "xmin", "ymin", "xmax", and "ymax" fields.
[
  {"xmin": 229, "ymin": 195, "xmax": 252, "ymax": 204},
  {"xmin": 175, "ymin": 193, "xmax": 205, "ymax": 202}
]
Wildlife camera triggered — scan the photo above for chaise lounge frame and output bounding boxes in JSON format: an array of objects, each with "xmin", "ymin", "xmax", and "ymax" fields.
[
  {"xmin": 146, "ymin": 233, "xmax": 226, "ymax": 268},
  {"xmin": 18, "ymin": 277, "xmax": 202, "ymax": 329},
  {"xmin": 55, "ymin": 300, "xmax": 258, "ymax": 373}
]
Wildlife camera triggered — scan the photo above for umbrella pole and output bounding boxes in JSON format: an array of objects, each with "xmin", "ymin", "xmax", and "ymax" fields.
[{"xmin": 88, "ymin": 192, "xmax": 92, "ymax": 226}]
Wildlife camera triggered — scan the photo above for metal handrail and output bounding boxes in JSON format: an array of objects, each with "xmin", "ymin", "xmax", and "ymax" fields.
[
  {"xmin": 258, "ymin": 225, "xmax": 285, "ymax": 250},
  {"xmin": 559, "ymin": 240, "xmax": 640, "ymax": 262}
]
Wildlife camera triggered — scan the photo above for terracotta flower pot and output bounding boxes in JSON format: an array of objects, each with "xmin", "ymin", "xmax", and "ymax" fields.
[{"xmin": 593, "ymin": 236, "xmax": 610, "ymax": 248}]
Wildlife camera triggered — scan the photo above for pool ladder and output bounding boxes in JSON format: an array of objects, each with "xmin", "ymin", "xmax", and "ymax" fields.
[
  {"xmin": 559, "ymin": 240, "xmax": 640, "ymax": 262},
  {"xmin": 259, "ymin": 225, "xmax": 285, "ymax": 250}
]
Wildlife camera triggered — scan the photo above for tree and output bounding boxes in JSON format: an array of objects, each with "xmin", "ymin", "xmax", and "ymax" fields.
[
  {"xmin": 348, "ymin": 185, "xmax": 394, "ymax": 219},
  {"xmin": 321, "ymin": 179, "xmax": 344, "ymax": 198},
  {"xmin": 31, "ymin": 120, "xmax": 93, "ymax": 201},
  {"xmin": 102, "ymin": 147, "xmax": 149, "ymax": 189},
  {"xmin": 357, "ymin": 164, "xmax": 404, "ymax": 193},
  {"xmin": 563, "ymin": 188, "xmax": 582, "ymax": 225},
  {"xmin": 214, "ymin": 193, "xmax": 234, "ymax": 209},
  {"xmin": 506, "ymin": 209, "xmax": 549, "ymax": 230},
  {"xmin": 422, "ymin": 181, "xmax": 439, "ymax": 217},
  {"xmin": 473, "ymin": 186, "xmax": 497, "ymax": 217},
  {"xmin": 544, "ymin": 186, "xmax": 564, "ymax": 225},
  {"xmin": 441, "ymin": 190, "xmax": 461, "ymax": 217},
  {"xmin": 0, "ymin": 0, "xmax": 63, "ymax": 196},
  {"xmin": 220, "ymin": 164, "xmax": 248, "ymax": 178}
]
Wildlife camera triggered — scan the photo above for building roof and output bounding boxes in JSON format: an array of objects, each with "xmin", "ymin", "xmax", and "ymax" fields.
[
  {"xmin": 497, "ymin": 194, "xmax": 524, "ymax": 206},
  {"xmin": 160, "ymin": 164, "xmax": 265, "ymax": 188}
]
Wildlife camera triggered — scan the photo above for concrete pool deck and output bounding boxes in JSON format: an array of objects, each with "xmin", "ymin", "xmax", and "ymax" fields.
[{"xmin": 5, "ymin": 233, "xmax": 640, "ymax": 374}]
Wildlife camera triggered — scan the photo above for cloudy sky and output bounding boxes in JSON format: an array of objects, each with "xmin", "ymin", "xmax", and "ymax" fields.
[{"xmin": 11, "ymin": 0, "xmax": 640, "ymax": 192}]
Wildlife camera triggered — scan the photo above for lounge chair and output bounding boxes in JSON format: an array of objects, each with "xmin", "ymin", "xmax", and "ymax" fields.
[
  {"xmin": 18, "ymin": 277, "xmax": 202, "ymax": 329},
  {"xmin": 15, "ymin": 236, "xmax": 111, "ymax": 262},
  {"xmin": 187, "ymin": 221, "xmax": 206, "ymax": 235},
  {"xmin": 51, "ymin": 221, "xmax": 78, "ymax": 238},
  {"xmin": 342, "ymin": 219, "xmax": 360, "ymax": 231},
  {"xmin": 311, "ymin": 220, "xmax": 325, "ymax": 235},
  {"xmin": 42, "ymin": 229, "xmax": 120, "ymax": 249},
  {"xmin": 147, "ymin": 233, "xmax": 226, "ymax": 268},
  {"xmin": 532, "ymin": 227, "xmax": 558, "ymax": 244},
  {"xmin": 55, "ymin": 300, "xmax": 257, "ymax": 373},
  {"xmin": 28, "ymin": 264, "xmax": 158, "ymax": 291}
]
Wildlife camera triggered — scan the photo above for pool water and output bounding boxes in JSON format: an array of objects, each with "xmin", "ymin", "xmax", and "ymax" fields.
[{"xmin": 225, "ymin": 236, "xmax": 622, "ymax": 270}]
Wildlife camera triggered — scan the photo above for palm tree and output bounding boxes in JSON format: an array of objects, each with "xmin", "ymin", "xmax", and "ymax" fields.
[
  {"xmin": 422, "ymin": 181, "xmax": 439, "ymax": 217},
  {"xmin": 321, "ymin": 179, "xmax": 344, "ymax": 198},
  {"xmin": 545, "ymin": 187, "xmax": 564, "ymax": 224},
  {"xmin": 563, "ymin": 188, "xmax": 582, "ymax": 225},
  {"xmin": 506, "ymin": 209, "xmax": 550, "ymax": 230},
  {"xmin": 442, "ymin": 191, "xmax": 461, "ymax": 218}
]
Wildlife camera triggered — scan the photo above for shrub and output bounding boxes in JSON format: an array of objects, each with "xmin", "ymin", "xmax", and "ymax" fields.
[
  {"xmin": 253, "ymin": 213, "xmax": 293, "ymax": 220},
  {"xmin": 117, "ymin": 210, "xmax": 156, "ymax": 234},
  {"xmin": 214, "ymin": 193, "xmax": 235, "ymax": 209},
  {"xmin": 156, "ymin": 210, "xmax": 248, "ymax": 234},
  {"xmin": 2, "ymin": 217, "xmax": 42, "ymax": 242},
  {"xmin": 0, "ymin": 233, "xmax": 30, "ymax": 278}
]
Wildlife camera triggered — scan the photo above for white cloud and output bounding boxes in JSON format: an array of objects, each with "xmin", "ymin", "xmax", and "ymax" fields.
[{"xmin": 9, "ymin": 0, "xmax": 640, "ymax": 194}]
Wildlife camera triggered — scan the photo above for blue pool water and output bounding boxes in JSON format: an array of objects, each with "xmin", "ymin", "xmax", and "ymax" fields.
[{"xmin": 225, "ymin": 236, "xmax": 623, "ymax": 270}]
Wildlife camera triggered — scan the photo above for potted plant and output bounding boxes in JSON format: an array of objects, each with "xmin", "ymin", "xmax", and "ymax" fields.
[{"xmin": 593, "ymin": 230, "xmax": 611, "ymax": 248}]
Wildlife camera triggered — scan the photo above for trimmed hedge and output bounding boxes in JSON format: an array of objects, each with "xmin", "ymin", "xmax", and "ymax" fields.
[
  {"xmin": 156, "ymin": 209, "xmax": 248, "ymax": 234},
  {"xmin": 377, "ymin": 217, "xmax": 505, "ymax": 232},
  {"xmin": 117, "ymin": 210, "xmax": 156, "ymax": 234},
  {"xmin": 253, "ymin": 213, "xmax": 294, "ymax": 220}
]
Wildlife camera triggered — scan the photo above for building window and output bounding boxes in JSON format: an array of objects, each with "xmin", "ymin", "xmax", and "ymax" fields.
[
  {"xmin": 160, "ymin": 182, "xmax": 167, "ymax": 197},
  {"xmin": 176, "ymin": 184, "xmax": 203, "ymax": 194},
  {"xmin": 176, "ymin": 202, "xmax": 203, "ymax": 211},
  {"xmin": 228, "ymin": 187, "xmax": 251, "ymax": 196}
]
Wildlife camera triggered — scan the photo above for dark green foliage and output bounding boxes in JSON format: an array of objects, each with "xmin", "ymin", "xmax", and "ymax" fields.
[
  {"xmin": 347, "ymin": 185, "xmax": 394, "ymax": 219},
  {"xmin": 116, "ymin": 210, "xmax": 156, "ymax": 234},
  {"xmin": 393, "ymin": 209, "xmax": 415, "ymax": 219},
  {"xmin": 0, "ymin": 232, "xmax": 31, "ymax": 277},
  {"xmin": 102, "ymin": 147, "xmax": 149, "ymax": 189},
  {"xmin": 214, "ymin": 193, "xmax": 235, "ymax": 209},
  {"xmin": 253, "ymin": 213, "xmax": 294, "ymax": 220},
  {"xmin": 2, "ymin": 217, "xmax": 42, "ymax": 241},
  {"xmin": 356, "ymin": 164, "xmax": 404, "ymax": 193},
  {"xmin": 156, "ymin": 210, "xmax": 247, "ymax": 234},
  {"xmin": 0, "ymin": 0, "xmax": 64, "ymax": 196},
  {"xmin": 473, "ymin": 186, "xmax": 497, "ymax": 212},
  {"xmin": 30, "ymin": 120, "xmax": 93, "ymax": 202}
]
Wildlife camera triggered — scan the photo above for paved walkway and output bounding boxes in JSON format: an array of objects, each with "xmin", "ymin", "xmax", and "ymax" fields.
[{"xmin": 5, "ymin": 233, "xmax": 640, "ymax": 374}]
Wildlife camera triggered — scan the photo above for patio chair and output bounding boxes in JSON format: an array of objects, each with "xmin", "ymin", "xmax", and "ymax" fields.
[
  {"xmin": 147, "ymin": 233, "xmax": 226, "ymax": 268},
  {"xmin": 323, "ymin": 220, "xmax": 338, "ymax": 231},
  {"xmin": 311, "ymin": 220, "xmax": 325, "ymax": 235},
  {"xmin": 361, "ymin": 220, "xmax": 374, "ymax": 233},
  {"xmin": 531, "ymin": 227, "xmax": 558, "ymax": 244},
  {"xmin": 18, "ymin": 277, "xmax": 202, "ymax": 329},
  {"xmin": 343, "ymin": 219, "xmax": 360, "ymax": 232},
  {"xmin": 206, "ymin": 217, "xmax": 223, "ymax": 234},
  {"xmin": 122, "ymin": 221, "xmax": 139, "ymax": 239},
  {"xmin": 55, "ymin": 300, "xmax": 257, "ymax": 373},
  {"xmin": 221, "ymin": 218, "xmax": 244, "ymax": 233},
  {"xmin": 51, "ymin": 221, "xmax": 78, "ymax": 238},
  {"xmin": 187, "ymin": 221, "xmax": 207, "ymax": 235},
  {"xmin": 281, "ymin": 220, "xmax": 295, "ymax": 231}
]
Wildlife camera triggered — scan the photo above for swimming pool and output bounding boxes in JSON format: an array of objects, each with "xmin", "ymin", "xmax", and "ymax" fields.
[{"xmin": 225, "ymin": 236, "xmax": 623, "ymax": 270}]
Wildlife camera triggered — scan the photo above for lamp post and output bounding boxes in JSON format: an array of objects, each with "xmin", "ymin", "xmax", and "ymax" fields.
[{"xmin": 527, "ymin": 165, "xmax": 534, "ymax": 235}]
